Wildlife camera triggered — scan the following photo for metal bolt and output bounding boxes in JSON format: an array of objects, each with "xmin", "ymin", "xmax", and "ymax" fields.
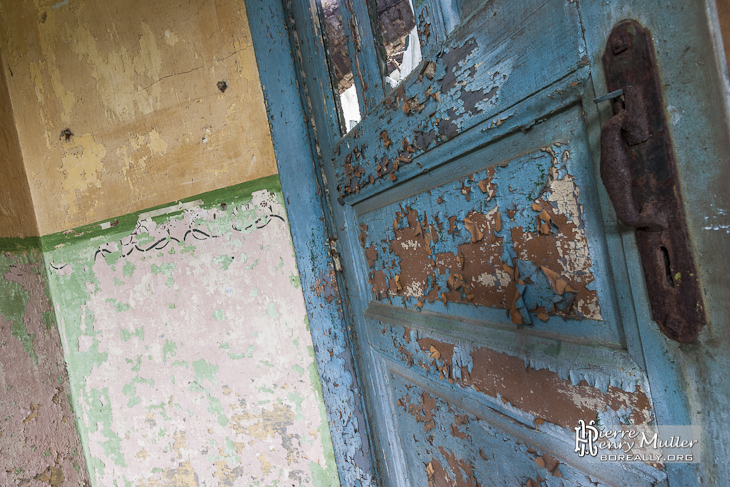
[
  {"xmin": 612, "ymin": 32, "xmax": 633, "ymax": 54},
  {"xmin": 593, "ymin": 89, "xmax": 624, "ymax": 104}
]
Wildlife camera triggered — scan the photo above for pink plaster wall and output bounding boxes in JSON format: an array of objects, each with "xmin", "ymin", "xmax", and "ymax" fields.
[{"xmin": 45, "ymin": 185, "xmax": 339, "ymax": 486}]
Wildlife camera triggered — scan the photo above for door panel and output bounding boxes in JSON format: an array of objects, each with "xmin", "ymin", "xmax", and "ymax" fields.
[
  {"xmin": 282, "ymin": 0, "xmax": 723, "ymax": 484},
  {"xmin": 324, "ymin": 0, "xmax": 661, "ymax": 485},
  {"xmin": 335, "ymin": 0, "xmax": 587, "ymax": 203},
  {"xmin": 383, "ymin": 358, "xmax": 664, "ymax": 487},
  {"xmin": 355, "ymin": 105, "xmax": 623, "ymax": 344}
]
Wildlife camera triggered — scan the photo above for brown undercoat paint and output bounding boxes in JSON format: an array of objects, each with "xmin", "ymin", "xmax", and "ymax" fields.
[
  {"xmin": 0, "ymin": 252, "xmax": 89, "ymax": 485},
  {"xmin": 407, "ymin": 330, "xmax": 652, "ymax": 429}
]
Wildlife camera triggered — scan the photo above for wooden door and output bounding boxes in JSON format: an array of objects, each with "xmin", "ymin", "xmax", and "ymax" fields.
[{"xmin": 276, "ymin": 0, "xmax": 728, "ymax": 485}]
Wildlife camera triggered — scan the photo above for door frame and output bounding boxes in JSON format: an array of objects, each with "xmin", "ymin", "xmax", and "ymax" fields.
[
  {"xmin": 246, "ymin": 0, "xmax": 730, "ymax": 485},
  {"xmin": 245, "ymin": 1, "xmax": 378, "ymax": 485}
]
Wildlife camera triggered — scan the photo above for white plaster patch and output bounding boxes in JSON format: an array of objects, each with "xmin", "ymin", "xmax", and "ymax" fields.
[
  {"xmin": 547, "ymin": 175, "xmax": 581, "ymax": 227},
  {"xmin": 164, "ymin": 29, "xmax": 179, "ymax": 46},
  {"xmin": 146, "ymin": 129, "xmax": 168, "ymax": 156},
  {"xmin": 667, "ymin": 105, "xmax": 683, "ymax": 126},
  {"xmin": 78, "ymin": 335, "xmax": 93, "ymax": 352}
]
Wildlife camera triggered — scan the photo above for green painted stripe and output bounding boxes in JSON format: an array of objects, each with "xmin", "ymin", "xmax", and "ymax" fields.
[
  {"xmin": 0, "ymin": 174, "xmax": 281, "ymax": 252},
  {"xmin": 0, "ymin": 236, "xmax": 42, "ymax": 252}
]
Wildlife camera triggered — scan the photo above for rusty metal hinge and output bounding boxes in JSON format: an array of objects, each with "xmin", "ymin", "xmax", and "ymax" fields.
[
  {"xmin": 329, "ymin": 237, "xmax": 344, "ymax": 272},
  {"xmin": 599, "ymin": 20, "xmax": 706, "ymax": 343}
]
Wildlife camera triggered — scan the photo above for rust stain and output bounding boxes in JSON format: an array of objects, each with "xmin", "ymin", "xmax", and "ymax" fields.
[{"xmin": 312, "ymin": 269, "xmax": 339, "ymax": 304}]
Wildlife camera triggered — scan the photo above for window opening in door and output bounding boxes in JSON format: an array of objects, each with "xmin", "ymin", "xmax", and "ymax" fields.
[
  {"xmin": 317, "ymin": 0, "xmax": 362, "ymax": 134},
  {"xmin": 371, "ymin": 0, "xmax": 421, "ymax": 89}
]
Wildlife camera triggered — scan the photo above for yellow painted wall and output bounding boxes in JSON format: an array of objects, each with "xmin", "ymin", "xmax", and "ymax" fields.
[
  {"xmin": 0, "ymin": 0, "xmax": 277, "ymax": 235},
  {"xmin": 0, "ymin": 49, "xmax": 38, "ymax": 237}
]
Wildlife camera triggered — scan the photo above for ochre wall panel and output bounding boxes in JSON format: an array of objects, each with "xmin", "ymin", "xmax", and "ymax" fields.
[
  {"xmin": 0, "ymin": 50, "xmax": 38, "ymax": 237},
  {"xmin": 0, "ymin": 0, "xmax": 277, "ymax": 235}
]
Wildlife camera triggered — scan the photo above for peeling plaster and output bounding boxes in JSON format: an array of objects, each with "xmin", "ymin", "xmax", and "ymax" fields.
[
  {"xmin": 44, "ymin": 186, "xmax": 339, "ymax": 486},
  {"xmin": 0, "ymin": 251, "xmax": 89, "ymax": 485},
  {"xmin": 59, "ymin": 134, "xmax": 106, "ymax": 218},
  {"xmin": 0, "ymin": 0, "xmax": 278, "ymax": 234},
  {"xmin": 70, "ymin": 22, "xmax": 163, "ymax": 121}
]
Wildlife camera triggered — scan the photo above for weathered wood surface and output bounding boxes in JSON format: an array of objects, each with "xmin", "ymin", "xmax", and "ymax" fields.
[
  {"xmin": 334, "ymin": 0, "xmax": 587, "ymax": 203},
  {"xmin": 319, "ymin": 0, "xmax": 668, "ymax": 484},
  {"xmin": 296, "ymin": 0, "xmax": 664, "ymax": 485},
  {"xmin": 260, "ymin": 0, "xmax": 730, "ymax": 484},
  {"xmin": 356, "ymin": 107, "xmax": 617, "ymax": 339}
]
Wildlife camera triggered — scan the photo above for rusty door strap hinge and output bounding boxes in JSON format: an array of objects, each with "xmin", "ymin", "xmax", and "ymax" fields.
[{"xmin": 599, "ymin": 20, "xmax": 706, "ymax": 343}]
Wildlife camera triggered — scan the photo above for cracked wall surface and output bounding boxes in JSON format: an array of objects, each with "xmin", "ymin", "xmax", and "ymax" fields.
[
  {"xmin": 44, "ymin": 181, "xmax": 339, "ymax": 486},
  {"xmin": 0, "ymin": 0, "xmax": 277, "ymax": 234}
]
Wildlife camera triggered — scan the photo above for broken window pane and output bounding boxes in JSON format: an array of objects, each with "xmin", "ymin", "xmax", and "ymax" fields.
[
  {"xmin": 372, "ymin": 0, "xmax": 421, "ymax": 89},
  {"xmin": 318, "ymin": 0, "xmax": 362, "ymax": 134}
]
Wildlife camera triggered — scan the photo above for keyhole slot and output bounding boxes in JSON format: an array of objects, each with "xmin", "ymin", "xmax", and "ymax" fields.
[{"xmin": 660, "ymin": 246, "xmax": 674, "ymax": 288}]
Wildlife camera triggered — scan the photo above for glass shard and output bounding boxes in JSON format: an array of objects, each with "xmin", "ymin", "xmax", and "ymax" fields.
[
  {"xmin": 373, "ymin": 0, "xmax": 421, "ymax": 89},
  {"xmin": 319, "ymin": 0, "xmax": 362, "ymax": 133}
]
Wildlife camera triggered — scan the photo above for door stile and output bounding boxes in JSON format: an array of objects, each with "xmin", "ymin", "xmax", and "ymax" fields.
[
  {"xmin": 575, "ymin": 83, "xmax": 650, "ymax": 374},
  {"xmin": 282, "ymin": 0, "xmax": 428, "ymax": 482}
]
